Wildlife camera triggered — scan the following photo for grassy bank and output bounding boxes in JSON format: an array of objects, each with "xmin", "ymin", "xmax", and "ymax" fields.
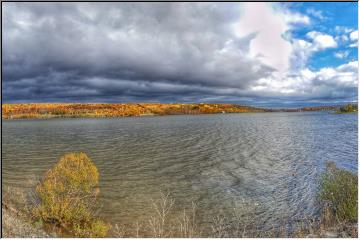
[{"xmin": 2, "ymin": 153, "xmax": 358, "ymax": 237}]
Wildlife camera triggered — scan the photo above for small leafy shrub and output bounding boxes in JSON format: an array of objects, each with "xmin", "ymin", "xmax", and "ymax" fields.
[
  {"xmin": 73, "ymin": 219, "xmax": 110, "ymax": 237},
  {"xmin": 318, "ymin": 162, "xmax": 358, "ymax": 222},
  {"xmin": 33, "ymin": 152, "xmax": 109, "ymax": 237}
]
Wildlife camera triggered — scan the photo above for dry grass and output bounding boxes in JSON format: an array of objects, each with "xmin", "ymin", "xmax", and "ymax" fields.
[
  {"xmin": 148, "ymin": 192, "xmax": 175, "ymax": 237},
  {"xmin": 2, "ymin": 186, "xmax": 54, "ymax": 237},
  {"xmin": 110, "ymin": 192, "xmax": 201, "ymax": 238},
  {"xmin": 177, "ymin": 201, "xmax": 199, "ymax": 237},
  {"xmin": 2, "ymin": 206, "xmax": 51, "ymax": 237}
]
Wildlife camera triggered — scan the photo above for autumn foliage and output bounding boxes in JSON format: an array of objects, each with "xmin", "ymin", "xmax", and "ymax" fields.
[
  {"xmin": 33, "ymin": 152, "xmax": 109, "ymax": 237},
  {"xmin": 2, "ymin": 103, "xmax": 266, "ymax": 119},
  {"xmin": 2, "ymin": 103, "xmax": 350, "ymax": 119}
]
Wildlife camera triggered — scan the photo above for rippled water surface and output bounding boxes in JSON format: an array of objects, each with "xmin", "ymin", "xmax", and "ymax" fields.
[{"xmin": 2, "ymin": 112, "xmax": 358, "ymax": 230}]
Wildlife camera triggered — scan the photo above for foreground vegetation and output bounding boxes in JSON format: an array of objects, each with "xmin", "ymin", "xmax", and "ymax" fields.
[
  {"xmin": 33, "ymin": 152, "xmax": 109, "ymax": 237},
  {"xmin": 336, "ymin": 104, "xmax": 358, "ymax": 114},
  {"xmin": 1, "ymin": 103, "xmax": 348, "ymax": 119},
  {"xmin": 319, "ymin": 162, "xmax": 358, "ymax": 222},
  {"xmin": 2, "ymin": 153, "xmax": 358, "ymax": 237}
]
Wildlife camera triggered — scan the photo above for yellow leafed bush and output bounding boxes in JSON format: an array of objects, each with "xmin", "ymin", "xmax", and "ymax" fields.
[{"xmin": 33, "ymin": 152, "xmax": 110, "ymax": 237}]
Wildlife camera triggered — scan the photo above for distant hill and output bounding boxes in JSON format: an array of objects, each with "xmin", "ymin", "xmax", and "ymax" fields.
[
  {"xmin": 273, "ymin": 105, "xmax": 343, "ymax": 112},
  {"xmin": 2, "ymin": 103, "xmax": 265, "ymax": 119},
  {"xmin": 1, "ymin": 103, "xmax": 356, "ymax": 119}
]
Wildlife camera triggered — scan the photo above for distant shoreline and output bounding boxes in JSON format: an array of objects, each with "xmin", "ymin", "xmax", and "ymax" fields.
[{"xmin": 1, "ymin": 103, "xmax": 353, "ymax": 120}]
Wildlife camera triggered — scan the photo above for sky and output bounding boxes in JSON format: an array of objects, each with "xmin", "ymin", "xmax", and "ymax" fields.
[{"xmin": 2, "ymin": 2, "xmax": 358, "ymax": 107}]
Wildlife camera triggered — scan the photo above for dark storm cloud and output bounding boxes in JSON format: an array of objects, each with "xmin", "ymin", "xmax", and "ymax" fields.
[
  {"xmin": 2, "ymin": 2, "xmax": 275, "ymax": 103},
  {"xmin": 2, "ymin": 2, "xmax": 358, "ymax": 106}
]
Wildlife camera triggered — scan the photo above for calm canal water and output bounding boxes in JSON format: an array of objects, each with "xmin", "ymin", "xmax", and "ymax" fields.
[{"xmin": 2, "ymin": 112, "xmax": 358, "ymax": 231}]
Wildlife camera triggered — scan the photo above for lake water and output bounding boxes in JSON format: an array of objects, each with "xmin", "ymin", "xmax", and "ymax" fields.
[{"xmin": 2, "ymin": 112, "xmax": 358, "ymax": 233}]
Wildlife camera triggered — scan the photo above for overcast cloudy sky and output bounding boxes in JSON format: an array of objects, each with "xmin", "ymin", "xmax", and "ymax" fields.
[{"xmin": 2, "ymin": 2, "xmax": 358, "ymax": 107}]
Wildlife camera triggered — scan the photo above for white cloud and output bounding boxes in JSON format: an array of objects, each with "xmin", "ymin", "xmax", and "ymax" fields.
[
  {"xmin": 334, "ymin": 50, "xmax": 350, "ymax": 59},
  {"xmin": 350, "ymin": 30, "xmax": 358, "ymax": 41},
  {"xmin": 251, "ymin": 60, "xmax": 358, "ymax": 100},
  {"xmin": 290, "ymin": 39, "xmax": 313, "ymax": 70},
  {"xmin": 349, "ymin": 42, "xmax": 358, "ymax": 48},
  {"xmin": 348, "ymin": 30, "xmax": 358, "ymax": 48},
  {"xmin": 334, "ymin": 29, "xmax": 357, "ymax": 48},
  {"xmin": 233, "ymin": 3, "xmax": 311, "ymax": 75},
  {"xmin": 290, "ymin": 31, "xmax": 338, "ymax": 70},
  {"xmin": 306, "ymin": 31, "xmax": 337, "ymax": 50},
  {"xmin": 335, "ymin": 26, "xmax": 354, "ymax": 34},
  {"xmin": 342, "ymin": 35, "xmax": 349, "ymax": 41},
  {"xmin": 306, "ymin": 8, "xmax": 324, "ymax": 20},
  {"xmin": 284, "ymin": 11, "xmax": 311, "ymax": 25},
  {"xmin": 234, "ymin": 3, "xmax": 293, "ymax": 73},
  {"xmin": 335, "ymin": 34, "xmax": 349, "ymax": 43}
]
